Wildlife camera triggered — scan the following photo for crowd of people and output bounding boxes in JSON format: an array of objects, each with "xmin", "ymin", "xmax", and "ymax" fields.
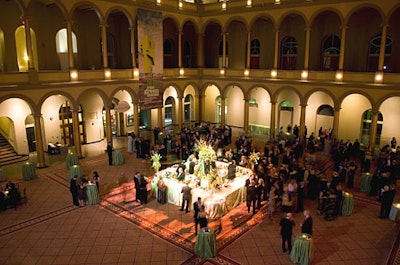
[{"xmin": 0, "ymin": 180, "xmax": 22, "ymax": 210}]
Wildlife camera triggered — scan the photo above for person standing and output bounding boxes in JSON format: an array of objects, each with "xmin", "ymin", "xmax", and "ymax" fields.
[
  {"xmin": 92, "ymin": 171, "xmax": 100, "ymax": 191},
  {"xmin": 379, "ymin": 185, "xmax": 396, "ymax": 218},
  {"xmin": 107, "ymin": 141, "xmax": 113, "ymax": 165},
  {"xmin": 157, "ymin": 176, "xmax": 167, "ymax": 204},
  {"xmin": 180, "ymin": 181, "xmax": 192, "ymax": 213},
  {"xmin": 193, "ymin": 197, "xmax": 202, "ymax": 234},
  {"xmin": 280, "ymin": 213, "xmax": 295, "ymax": 253},
  {"xmin": 301, "ymin": 210, "xmax": 313, "ymax": 235},
  {"xmin": 139, "ymin": 175, "xmax": 148, "ymax": 204},
  {"xmin": 127, "ymin": 133, "xmax": 134, "ymax": 152},
  {"xmin": 70, "ymin": 176, "xmax": 79, "ymax": 206},
  {"xmin": 133, "ymin": 172, "xmax": 140, "ymax": 202},
  {"xmin": 198, "ymin": 205, "xmax": 208, "ymax": 229},
  {"xmin": 246, "ymin": 179, "xmax": 257, "ymax": 214}
]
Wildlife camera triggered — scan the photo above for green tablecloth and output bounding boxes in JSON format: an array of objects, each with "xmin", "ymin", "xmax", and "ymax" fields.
[
  {"xmin": 86, "ymin": 184, "xmax": 100, "ymax": 205},
  {"xmin": 68, "ymin": 165, "xmax": 83, "ymax": 181},
  {"xmin": 389, "ymin": 203, "xmax": 400, "ymax": 222},
  {"xmin": 112, "ymin": 149, "xmax": 125, "ymax": 165},
  {"xmin": 359, "ymin": 172, "xmax": 372, "ymax": 193},
  {"xmin": 290, "ymin": 233, "xmax": 314, "ymax": 265},
  {"xmin": 194, "ymin": 227, "xmax": 217, "ymax": 259},
  {"xmin": 341, "ymin": 192, "xmax": 354, "ymax": 216},
  {"xmin": 22, "ymin": 162, "xmax": 37, "ymax": 180},
  {"xmin": 66, "ymin": 152, "xmax": 79, "ymax": 169}
]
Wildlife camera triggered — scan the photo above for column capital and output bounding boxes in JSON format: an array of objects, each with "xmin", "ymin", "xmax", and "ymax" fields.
[{"xmin": 300, "ymin": 103, "xmax": 307, "ymax": 108}]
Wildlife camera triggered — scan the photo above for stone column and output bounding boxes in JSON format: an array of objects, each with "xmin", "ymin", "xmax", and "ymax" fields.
[
  {"xmin": 196, "ymin": 94, "xmax": 203, "ymax": 122},
  {"xmin": 33, "ymin": 114, "xmax": 46, "ymax": 168},
  {"xmin": 338, "ymin": 25, "xmax": 347, "ymax": 70},
  {"xmin": 22, "ymin": 16, "xmax": 35, "ymax": 70},
  {"xmin": 332, "ymin": 107, "xmax": 341, "ymax": 140},
  {"xmin": 101, "ymin": 23, "xmax": 108, "ymax": 68},
  {"xmin": 130, "ymin": 26, "xmax": 136, "ymax": 67},
  {"xmin": 134, "ymin": 102, "xmax": 139, "ymax": 136},
  {"xmin": 105, "ymin": 106, "xmax": 113, "ymax": 143},
  {"xmin": 378, "ymin": 24, "xmax": 388, "ymax": 71},
  {"xmin": 158, "ymin": 108, "xmax": 163, "ymax": 128},
  {"xmin": 304, "ymin": 27, "xmax": 311, "ymax": 69},
  {"xmin": 72, "ymin": 110, "xmax": 83, "ymax": 158},
  {"xmin": 220, "ymin": 97, "xmax": 226, "ymax": 126},
  {"xmin": 299, "ymin": 104, "xmax": 307, "ymax": 139},
  {"xmin": 66, "ymin": 20, "xmax": 75, "ymax": 69},
  {"xmin": 244, "ymin": 98, "xmax": 249, "ymax": 133},
  {"xmin": 369, "ymin": 110, "xmax": 379, "ymax": 154},
  {"xmin": 270, "ymin": 101, "xmax": 277, "ymax": 139},
  {"xmin": 222, "ymin": 32, "xmax": 227, "ymax": 68},
  {"xmin": 273, "ymin": 29, "xmax": 279, "ymax": 69},
  {"xmin": 246, "ymin": 31, "xmax": 251, "ymax": 68},
  {"xmin": 178, "ymin": 31, "xmax": 182, "ymax": 68},
  {"xmin": 178, "ymin": 97, "xmax": 183, "ymax": 131}
]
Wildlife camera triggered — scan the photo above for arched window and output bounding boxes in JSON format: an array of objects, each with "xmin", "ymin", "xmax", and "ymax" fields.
[
  {"xmin": 184, "ymin": 94, "xmax": 193, "ymax": 122},
  {"xmin": 55, "ymin": 29, "xmax": 78, "ymax": 71},
  {"xmin": 280, "ymin": 36, "xmax": 297, "ymax": 70},
  {"xmin": 164, "ymin": 96, "xmax": 174, "ymax": 126},
  {"xmin": 15, "ymin": 25, "xmax": 38, "ymax": 72},
  {"xmin": 321, "ymin": 35, "xmax": 340, "ymax": 71},
  {"xmin": 317, "ymin": 104, "xmax": 334, "ymax": 116},
  {"xmin": 367, "ymin": 33, "xmax": 392, "ymax": 72},
  {"xmin": 361, "ymin": 109, "xmax": 383, "ymax": 147},
  {"xmin": 250, "ymin": 39, "xmax": 260, "ymax": 69},
  {"xmin": 216, "ymin": 96, "xmax": 227, "ymax": 123}
]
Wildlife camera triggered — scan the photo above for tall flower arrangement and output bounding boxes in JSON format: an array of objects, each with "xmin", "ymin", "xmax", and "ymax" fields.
[
  {"xmin": 196, "ymin": 139, "xmax": 217, "ymax": 190},
  {"xmin": 248, "ymin": 151, "xmax": 260, "ymax": 170},
  {"xmin": 151, "ymin": 153, "xmax": 162, "ymax": 173}
]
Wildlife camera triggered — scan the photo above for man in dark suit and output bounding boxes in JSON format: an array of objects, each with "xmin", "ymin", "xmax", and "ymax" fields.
[
  {"xmin": 246, "ymin": 179, "xmax": 257, "ymax": 214},
  {"xmin": 133, "ymin": 172, "xmax": 140, "ymax": 202},
  {"xmin": 193, "ymin": 197, "xmax": 202, "ymax": 234},
  {"xmin": 301, "ymin": 210, "xmax": 313, "ymax": 235},
  {"xmin": 180, "ymin": 181, "xmax": 192, "ymax": 213},
  {"xmin": 280, "ymin": 213, "xmax": 295, "ymax": 253},
  {"xmin": 107, "ymin": 141, "xmax": 113, "ymax": 165}
]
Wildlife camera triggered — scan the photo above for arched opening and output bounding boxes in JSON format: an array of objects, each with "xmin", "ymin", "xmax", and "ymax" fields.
[
  {"xmin": 25, "ymin": 115, "xmax": 36, "ymax": 152},
  {"xmin": 321, "ymin": 35, "xmax": 340, "ymax": 71},
  {"xmin": 183, "ymin": 41, "xmax": 193, "ymax": 68},
  {"xmin": 361, "ymin": 109, "xmax": 383, "ymax": 148},
  {"xmin": 163, "ymin": 38, "xmax": 174, "ymax": 68},
  {"xmin": 280, "ymin": 36, "xmax": 297, "ymax": 70},
  {"xmin": 279, "ymin": 100, "xmax": 294, "ymax": 132},
  {"xmin": 59, "ymin": 101, "xmax": 85, "ymax": 146},
  {"xmin": 367, "ymin": 33, "xmax": 392, "ymax": 72},
  {"xmin": 15, "ymin": 25, "xmax": 39, "ymax": 72},
  {"xmin": 164, "ymin": 96, "xmax": 174, "ymax": 126},
  {"xmin": 55, "ymin": 29, "xmax": 78, "ymax": 71},
  {"xmin": 315, "ymin": 104, "xmax": 334, "ymax": 136},
  {"xmin": 184, "ymin": 94, "xmax": 193, "ymax": 122},
  {"xmin": 216, "ymin": 96, "xmax": 227, "ymax": 123},
  {"xmin": 106, "ymin": 32, "xmax": 117, "ymax": 69}
]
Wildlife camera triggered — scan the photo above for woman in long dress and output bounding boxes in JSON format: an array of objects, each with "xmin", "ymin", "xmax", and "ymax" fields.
[
  {"xmin": 268, "ymin": 185, "xmax": 278, "ymax": 219},
  {"xmin": 127, "ymin": 133, "xmax": 134, "ymax": 153}
]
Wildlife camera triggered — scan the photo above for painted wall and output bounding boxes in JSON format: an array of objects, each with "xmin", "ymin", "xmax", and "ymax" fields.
[
  {"xmin": 248, "ymin": 87, "xmax": 271, "ymax": 127},
  {"xmin": 379, "ymin": 96, "xmax": 400, "ymax": 147},
  {"xmin": 226, "ymin": 86, "xmax": 244, "ymax": 127},
  {"xmin": 81, "ymin": 94, "xmax": 105, "ymax": 143},
  {"xmin": 305, "ymin": 91, "xmax": 334, "ymax": 135},
  {"xmin": 41, "ymin": 96, "xmax": 67, "ymax": 144},
  {"xmin": 204, "ymin": 85, "xmax": 220, "ymax": 123}
]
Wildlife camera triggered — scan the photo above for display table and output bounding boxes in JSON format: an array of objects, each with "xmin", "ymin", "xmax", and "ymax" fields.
[
  {"xmin": 359, "ymin": 172, "xmax": 372, "ymax": 193},
  {"xmin": 22, "ymin": 162, "xmax": 36, "ymax": 180},
  {"xmin": 86, "ymin": 184, "xmax": 100, "ymax": 205},
  {"xmin": 66, "ymin": 152, "xmax": 79, "ymax": 169},
  {"xmin": 389, "ymin": 203, "xmax": 400, "ymax": 222},
  {"xmin": 341, "ymin": 192, "xmax": 354, "ymax": 216},
  {"xmin": 151, "ymin": 162, "xmax": 250, "ymax": 218},
  {"xmin": 290, "ymin": 233, "xmax": 314, "ymax": 265},
  {"xmin": 69, "ymin": 165, "xmax": 83, "ymax": 181},
  {"xmin": 194, "ymin": 227, "xmax": 217, "ymax": 259},
  {"xmin": 112, "ymin": 149, "xmax": 125, "ymax": 165}
]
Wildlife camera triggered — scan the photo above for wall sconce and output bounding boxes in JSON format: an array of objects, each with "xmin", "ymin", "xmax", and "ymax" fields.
[
  {"xmin": 374, "ymin": 71, "xmax": 383, "ymax": 84},
  {"xmin": 179, "ymin": 68, "xmax": 184, "ymax": 76},
  {"xmin": 301, "ymin": 70, "xmax": 308, "ymax": 80},
  {"xmin": 178, "ymin": 1, "xmax": 183, "ymax": 9},
  {"xmin": 271, "ymin": 69, "xmax": 277, "ymax": 79},
  {"xmin": 133, "ymin": 68, "xmax": 139, "ymax": 79},
  {"xmin": 246, "ymin": 0, "xmax": 252, "ymax": 8},
  {"xmin": 220, "ymin": 68, "xmax": 225, "ymax": 76},
  {"xmin": 335, "ymin": 70, "xmax": 343, "ymax": 82},
  {"xmin": 104, "ymin": 69, "xmax": 111, "ymax": 80},
  {"xmin": 274, "ymin": 0, "xmax": 281, "ymax": 4},
  {"xmin": 70, "ymin": 69, "xmax": 78, "ymax": 81},
  {"xmin": 244, "ymin": 69, "xmax": 250, "ymax": 77},
  {"xmin": 156, "ymin": 0, "xmax": 161, "ymax": 5},
  {"xmin": 221, "ymin": 1, "xmax": 227, "ymax": 11}
]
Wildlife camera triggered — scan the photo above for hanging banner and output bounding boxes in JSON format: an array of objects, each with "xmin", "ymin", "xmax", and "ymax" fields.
[{"xmin": 137, "ymin": 8, "xmax": 163, "ymax": 110}]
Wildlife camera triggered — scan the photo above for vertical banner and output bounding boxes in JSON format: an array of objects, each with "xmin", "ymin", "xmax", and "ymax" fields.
[{"xmin": 137, "ymin": 8, "xmax": 163, "ymax": 110}]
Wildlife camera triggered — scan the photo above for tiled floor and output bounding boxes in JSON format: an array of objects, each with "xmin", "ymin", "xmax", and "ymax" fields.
[{"xmin": 0, "ymin": 135, "xmax": 399, "ymax": 265}]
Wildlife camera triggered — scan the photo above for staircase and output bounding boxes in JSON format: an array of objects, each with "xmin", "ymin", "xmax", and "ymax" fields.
[{"xmin": 0, "ymin": 134, "xmax": 28, "ymax": 166}]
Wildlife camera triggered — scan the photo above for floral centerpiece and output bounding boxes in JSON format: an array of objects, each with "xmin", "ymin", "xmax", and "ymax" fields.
[
  {"xmin": 248, "ymin": 151, "xmax": 260, "ymax": 170},
  {"xmin": 196, "ymin": 139, "xmax": 217, "ymax": 190},
  {"xmin": 151, "ymin": 153, "xmax": 162, "ymax": 173}
]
